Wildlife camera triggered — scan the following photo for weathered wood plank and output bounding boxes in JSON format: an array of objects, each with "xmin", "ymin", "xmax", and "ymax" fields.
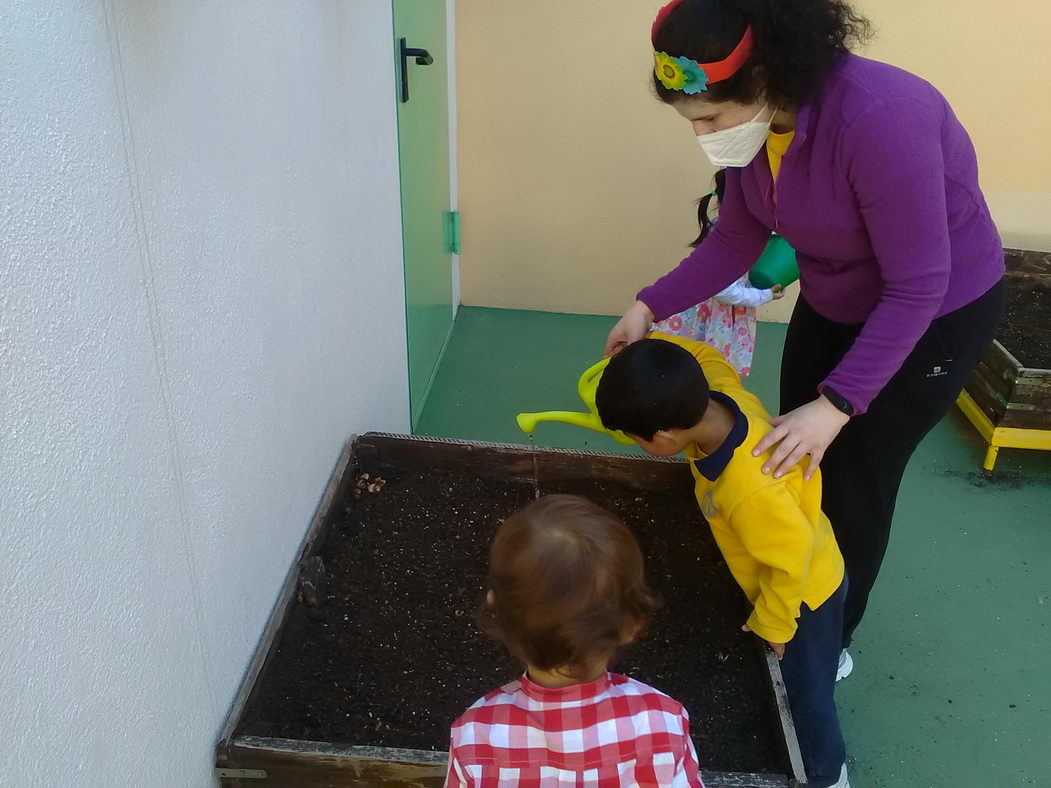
[
  {"xmin": 972, "ymin": 356, "xmax": 1015, "ymax": 400},
  {"xmin": 999, "ymin": 409, "xmax": 1051, "ymax": 430},
  {"xmin": 356, "ymin": 432, "xmax": 695, "ymax": 492},
  {"xmin": 760, "ymin": 649, "xmax": 807, "ymax": 786},
  {"xmin": 1005, "ymin": 388, "xmax": 1051, "ymax": 408},
  {"xmin": 978, "ymin": 356, "xmax": 1014, "ymax": 386},
  {"xmin": 702, "ymin": 772, "xmax": 790, "ymax": 788},
  {"xmin": 216, "ymin": 438, "xmax": 358, "ymax": 763},
  {"xmin": 221, "ymin": 736, "xmax": 446, "ymax": 787},
  {"xmin": 221, "ymin": 736, "xmax": 790, "ymax": 788},
  {"xmin": 967, "ymin": 365, "xmax": 1008, "ymax": 408},
  {"xmin": 965, "ymin": 335, "xmax": 1051, "ymax": 430},
  {"xmin": 964, "ymin": 368, "xmax": 1010, "ymax": 424},
  {"xmin": 1004, "ymin": 248, "xmax": 1051, "ymax": 280},
  {"xmin": 1014, "ymin": 374, "xmax": 1051, "ymax": 391},
  {"xmin": 982, "ymin": 341, "xmax": 1023, "ymax": 383},
  {"xmin": 232, "ymin": 736, "xmax": 449, "ymax": 764}
]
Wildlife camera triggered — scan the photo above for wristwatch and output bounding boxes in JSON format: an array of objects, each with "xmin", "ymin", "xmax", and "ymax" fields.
[{"xmin": 822, "ymin": 386, "xmax": 856, "ymax": 417}]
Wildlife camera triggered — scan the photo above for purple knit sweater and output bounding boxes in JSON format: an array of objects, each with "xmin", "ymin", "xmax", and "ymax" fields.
[{"xmin": 638, "ymin": 55, "xmax": 1004, "ymax": 413}]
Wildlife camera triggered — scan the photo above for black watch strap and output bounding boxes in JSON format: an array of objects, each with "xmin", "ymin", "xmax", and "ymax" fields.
[{"xmin": 822, "ymin": 386, "xmax": 855, "ymax": 417}]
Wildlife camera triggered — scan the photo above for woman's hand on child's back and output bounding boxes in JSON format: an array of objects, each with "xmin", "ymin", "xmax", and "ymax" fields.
[
  {"xmin": 606, "ymin": 301, "xmax": 655, "ymax": 355},
  {"xmin": 753, "ymin": 396, "xmax": 850, "ymax": 480}
]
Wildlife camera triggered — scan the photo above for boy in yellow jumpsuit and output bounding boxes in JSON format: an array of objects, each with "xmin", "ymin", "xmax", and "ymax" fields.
[{"xmin": 596, "ymin": 332, "xmax": 849, "ymax": 788}]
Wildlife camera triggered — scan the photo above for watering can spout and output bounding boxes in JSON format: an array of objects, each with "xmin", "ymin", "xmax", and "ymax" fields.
[
  {"xmin": 517, "ymin": 410, "xmax": 609, "ymax": 436},
  {"xmin": 516, "ymin": 412, "xmax": 541, "ymax": 435},
  {"xmin": 516, "ymin": 356, "xmax": 636, "ymax": 447}
]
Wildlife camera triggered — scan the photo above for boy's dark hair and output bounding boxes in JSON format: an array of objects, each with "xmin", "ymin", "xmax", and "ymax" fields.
[
  {"xmin": 596, "ymin": 339, "xmax": 710, "ymax": 441},
  {"xmin": 690, "ymin": 169, "xmax": 726, "ymax": 247},
  {"xmin": 481, "ymin": 495, "xmax": 658, "ymax": 674},
  {"xmin": 652, "ymin": 0, "xmax": 872, "ymax": 110}
]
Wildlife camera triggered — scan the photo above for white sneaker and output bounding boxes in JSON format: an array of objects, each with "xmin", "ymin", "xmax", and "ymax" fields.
[
  {"xmin": 830, "ymin": 762, "xmax": 850, "ymax": 788},
  {"xmin": 836, "ymin": 649, "xmax": 853, "ymax": 682}
]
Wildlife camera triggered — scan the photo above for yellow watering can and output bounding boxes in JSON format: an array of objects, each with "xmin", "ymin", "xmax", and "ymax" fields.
[{"xmin": 516, "ymin": 357, "xmax": 635, "ymax": 445}]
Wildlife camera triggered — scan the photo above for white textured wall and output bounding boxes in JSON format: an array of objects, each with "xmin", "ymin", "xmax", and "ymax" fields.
[{"xmin": 0, "ymin": 2, "xmax": 408, "ymax": 786}]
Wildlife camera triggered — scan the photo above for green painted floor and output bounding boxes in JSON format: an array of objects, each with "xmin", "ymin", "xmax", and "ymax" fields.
[{"xmin": 417, "ymin": 306, "xmax": 1051, "ymax": 787}]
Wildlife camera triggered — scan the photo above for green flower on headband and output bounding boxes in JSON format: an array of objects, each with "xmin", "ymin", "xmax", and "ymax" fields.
[
  {"xmin": 654, "ymin": 51, "xmax": 686, "ymax": 91},
  {"xmin": 677, "ymin": 56, "xmax": 709, "ymax": 94}
]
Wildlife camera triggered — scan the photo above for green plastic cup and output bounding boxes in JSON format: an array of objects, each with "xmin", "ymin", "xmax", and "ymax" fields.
[{"xmin": 749, "ymin": 235, "xmax": 799, "ymax": 290}]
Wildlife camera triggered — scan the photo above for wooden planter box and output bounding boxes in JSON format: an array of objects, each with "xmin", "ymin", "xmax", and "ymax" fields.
[
  {"xmin": 215, "ymin": 434, "xmax": 807, "ymax": 788},
  {"xmin": 960, "ymin": 249, "xmax": 1051, "ymax": 471}
]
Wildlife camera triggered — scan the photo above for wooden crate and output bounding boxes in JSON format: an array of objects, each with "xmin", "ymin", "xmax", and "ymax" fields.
[
  {"xmin": 965, "ymin": 341, "xmax": 1051, "ymax": 430},
  {"xmin": 214, "ymin": 434, "xmax": 807, "ymax": 787},
  {"xmin": 960, "ymin": 249, "xmax": 1051, "ymax": 471}
]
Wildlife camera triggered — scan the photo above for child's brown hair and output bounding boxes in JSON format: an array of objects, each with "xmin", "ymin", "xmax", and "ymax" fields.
[{"xmin": 481, "ymin": 495, "xmax": 658, "ymax": 674}]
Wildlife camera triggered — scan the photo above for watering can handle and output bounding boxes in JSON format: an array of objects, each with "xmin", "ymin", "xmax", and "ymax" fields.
[
  {"xmin": 517, "ymin": 355, "xmax": 635, "ymax": 446},
  {"xmin": 577, "ymin": 357, "xmax": 611, "ymax": 404}
]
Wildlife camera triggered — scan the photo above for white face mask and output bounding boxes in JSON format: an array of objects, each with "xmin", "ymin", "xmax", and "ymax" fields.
[{"xmin": 696, "ymin": 105, "xmax": 774, "ymax": 168}]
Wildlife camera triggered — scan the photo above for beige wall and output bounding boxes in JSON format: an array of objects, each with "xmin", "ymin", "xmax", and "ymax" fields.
[{"xmin": 457, "ymin": 0, "xmax": 1051, "ymax": 319}]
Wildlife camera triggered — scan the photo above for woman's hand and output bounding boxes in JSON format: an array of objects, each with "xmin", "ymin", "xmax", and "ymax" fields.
[
  {"xmin": 605, "ymin": 300, "xmax": 655, "ymax": 355},
  {"xmin": 752, "ymin": 396, "xmax": 850, "ymax": 480}
]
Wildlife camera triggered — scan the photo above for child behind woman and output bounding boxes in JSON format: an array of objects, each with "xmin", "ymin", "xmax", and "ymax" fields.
[
  {"xmin": 446, "ymin": 495, "xmax": 704, "ymax": 787},
  {"xmin": 654, "ymin": 170, "xmax": 784, "ymax": 377}
]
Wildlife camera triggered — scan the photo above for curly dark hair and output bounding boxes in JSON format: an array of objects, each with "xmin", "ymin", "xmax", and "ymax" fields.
[{"xmin": 652, "ymin": 0, "xmax": 872, "ymax": 109}]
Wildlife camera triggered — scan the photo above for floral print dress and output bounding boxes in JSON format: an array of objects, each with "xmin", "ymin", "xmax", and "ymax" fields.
[{"xmin": 653, "ymin": 275, "xmax": 773, "ymax": 377}]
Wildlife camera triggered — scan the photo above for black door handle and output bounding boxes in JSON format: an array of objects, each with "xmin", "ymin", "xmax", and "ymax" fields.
[{"xmin": 399, "ymin": 38, "xmax": 434, "ymax": 103}]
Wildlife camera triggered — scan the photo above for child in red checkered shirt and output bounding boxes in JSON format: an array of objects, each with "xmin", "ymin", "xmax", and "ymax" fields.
[{"xmin": 445, "ymin": 495, "xmax": 704, "ymax": 787}]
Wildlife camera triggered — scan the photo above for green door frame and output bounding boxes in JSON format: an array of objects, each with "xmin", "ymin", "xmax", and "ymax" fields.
[{"xmin": 393, "ymin": 0, "xmax": 456, "ymax": 429}]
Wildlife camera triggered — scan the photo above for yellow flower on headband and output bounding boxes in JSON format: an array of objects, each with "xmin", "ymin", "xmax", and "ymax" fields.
[{"xmin": 654, "ymin": 51, "xmax": 686, "ymax": 91}]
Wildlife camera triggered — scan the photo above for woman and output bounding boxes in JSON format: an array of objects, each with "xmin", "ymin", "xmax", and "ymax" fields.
[{"xmin": 608, "ymin": 0, "xmax": 1005, "ymax": 685}]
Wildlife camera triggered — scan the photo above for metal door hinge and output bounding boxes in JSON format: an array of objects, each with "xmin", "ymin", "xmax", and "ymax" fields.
[
  {"xmin": 444, "ymin": 210, "xmax": 461, "ymax": 255},
  {"xmin": 215, "ymin": 767, "xmax": 268, "ymax": 780}
]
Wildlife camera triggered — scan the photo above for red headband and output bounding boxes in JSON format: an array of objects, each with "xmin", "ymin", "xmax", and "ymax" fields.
[
  {"xmin": 651, "ymin": 0, "xmax": 755, "ymax": 86},
  {"xmin": 651, "ymin": 0, "xmax": 689, "ymax": 43}
]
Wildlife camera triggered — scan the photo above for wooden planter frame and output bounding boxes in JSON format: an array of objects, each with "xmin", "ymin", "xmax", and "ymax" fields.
[
  {"xmin": 959, "ymin": 249, "xmax": 1051, "ymax": 471},
  {"xmin": 215, "ymin": 433, "xmax": 808, "ymax": 787}
]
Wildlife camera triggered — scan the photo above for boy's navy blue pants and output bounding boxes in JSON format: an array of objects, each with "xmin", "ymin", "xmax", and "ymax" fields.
[{"xmin": 780, "ymin": 578, "xmax": 848, "ymax": 788}]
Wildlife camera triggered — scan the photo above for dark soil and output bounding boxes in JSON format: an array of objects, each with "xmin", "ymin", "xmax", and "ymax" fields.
[
  {"xmin": 239, "ymin": 468, "xmax": 784, "ymax": 774},
  {"xmin": 997, "ymin": 279, "xmax": 1051, "ymax": 369}
]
